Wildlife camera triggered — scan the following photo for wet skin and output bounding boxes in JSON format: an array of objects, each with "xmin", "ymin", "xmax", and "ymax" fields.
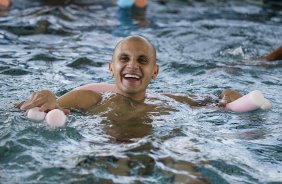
[
  {"xmin": 109, "ymin": 36, "xmax": 159, "ymax": 101},
  {"xmin": 87, "ymin": 93, "xmax": 174, "ymax": 141}
]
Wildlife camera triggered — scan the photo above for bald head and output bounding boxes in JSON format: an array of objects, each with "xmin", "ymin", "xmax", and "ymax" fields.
[
  {"xmin": 112, "ymin": 35, "xmax": 157, "ymax": 63},
  {"xmin": 109, "ymin": 35, "xmax": 159, "ymax": 101}
]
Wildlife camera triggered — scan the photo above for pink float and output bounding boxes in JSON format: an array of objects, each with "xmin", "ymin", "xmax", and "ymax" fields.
[
  {"xmin": 26, "ymin": 107, "xmax": 67, "ymax": 128},
  {"xmin": 27, "ymin": 107, "xmax": 46, "ymax": 121},
  {"xmin": 45, "ymin": 109, "xmax": 67, "ymax": 128},
  {"xmin": 226, "ymin": 90, "xmax": 271, "ymax": 112}
]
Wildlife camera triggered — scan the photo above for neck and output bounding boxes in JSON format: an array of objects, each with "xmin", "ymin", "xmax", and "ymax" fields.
[{"xmin": 114, "ymin": 86, "xmax": 146, "ymax": 102}]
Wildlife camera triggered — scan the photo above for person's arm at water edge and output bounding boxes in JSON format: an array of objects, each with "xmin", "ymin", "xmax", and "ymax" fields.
[
  {"xmin": 19, "ymin": 89, "xmax": 102, "ymax": 112},
  {"xmin": 164, "ymin": 89, "xmax": 242, "ymax": 108},
  {"xmin": 164, "ymin": 93, "xmax": 215, "ymax": 107},
  {"xmin": 260, "ymin": 45, "xmax": 282, "ymax": 61},
  {"xmin": 58, "ymin": 90, "xmax": 102, "ymax": 111}
]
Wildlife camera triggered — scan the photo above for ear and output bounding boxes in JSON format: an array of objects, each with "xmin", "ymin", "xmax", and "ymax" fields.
[
  {"xmin": 152, "ymin": 64, "xmax": 159, "ymax": 80},
  {"xmin": 108, "ymin": 62, "xmax": 114, "ymax": 76}
]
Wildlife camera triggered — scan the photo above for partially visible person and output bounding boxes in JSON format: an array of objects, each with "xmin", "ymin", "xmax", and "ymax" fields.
[
  {"xmin": 0, "ymin": 0, "xmax": 10, "ymax": 16},
  {"xmin": 113, "ymin": 0, "xmax": 148, "ymax": 9},
  {"xmin": 113, "ymin": 0, "xmax": 149, "ymax": 36},
  {"xmin": 260, "ymin": 45, "xmax": 282, "ymax": 61},
  {"xmin": 0, "ymin": 0, "xmax": 9, "ymax": 8}
]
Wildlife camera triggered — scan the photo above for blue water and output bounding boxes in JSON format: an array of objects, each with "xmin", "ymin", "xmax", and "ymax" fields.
[{"xmin": 0, "ymin": 0, "xmax": 282, "ymax": 183}]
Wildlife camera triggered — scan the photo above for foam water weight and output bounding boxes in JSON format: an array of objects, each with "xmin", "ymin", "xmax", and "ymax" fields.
[
  {"xmin": 226, "ymin": 90, "xmax": 271, "ymax": 112},
  {"xmin": 26, "ymin": 107, "xmax": 67, "ymax": 128},
  {"xmin": 27, "ymin": 107, "xmax": 46, "ymax": 121},
  {"xmin": 45, "ymin": 109, "xmax": 67, "ymax": 128}
]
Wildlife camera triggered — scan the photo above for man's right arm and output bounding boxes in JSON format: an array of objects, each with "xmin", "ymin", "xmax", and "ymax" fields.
[
  {"xmin": 20, "ymin": 89, "xmax": 102, "ymax": 112},
  {"xmin": 58, "ymin": 90, "xmax": 102, "ymax": 111}
]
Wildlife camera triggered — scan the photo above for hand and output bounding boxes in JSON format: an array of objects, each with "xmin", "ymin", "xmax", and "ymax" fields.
[
  {"xmin": 218, "ymin": 89, "xmax": 242, "ymax": 107},
  {"xmin": 19, "ymin": 90, "xmax": 69, "ymax": 114}
]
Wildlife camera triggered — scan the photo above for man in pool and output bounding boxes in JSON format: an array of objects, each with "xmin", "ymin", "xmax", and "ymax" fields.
[
  {"xmin": 16, "ymin": 35, "xmax": 280, "ymax": 184},
  {"xmin": 18, "ymin": 35, "xmax": 207, "ymax": 113},
  {"xmin": 19, "ymin": 35, "xmax": 281, "ymax": 114}
]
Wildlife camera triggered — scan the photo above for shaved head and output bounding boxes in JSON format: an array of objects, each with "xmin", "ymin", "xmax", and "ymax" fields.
[
  {"xmin": 109, "ymin": 34, "xmax": 159, "ymax": 101},
  {"xmin": 112, "ymin": 35, "xmax": 156, "ymax": 63}
]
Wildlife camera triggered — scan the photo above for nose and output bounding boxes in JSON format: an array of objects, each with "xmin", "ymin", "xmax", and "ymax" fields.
[{"xmin": 127, "ymin": 58, "xmax": 140, "ymax": 69}]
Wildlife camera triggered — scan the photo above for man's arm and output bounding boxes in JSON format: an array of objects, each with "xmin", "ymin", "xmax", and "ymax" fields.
[
  {"xmin": 164, "ymin": 93, "xmax": 216, "ymax": 107},
  {"xmin": 261, "ymin": 45, "xmax": 282, "ymax": 61},
  {"xmin": 20, "ymin": 89, "xmax": 102, "ymax": 112},
  {"xmin": 58, "ymin": 90, "xmax": 102, "ymax": 111},
  {"xmin": 165, "ymin": 89, "xmax": 242, "ymax": 108}
]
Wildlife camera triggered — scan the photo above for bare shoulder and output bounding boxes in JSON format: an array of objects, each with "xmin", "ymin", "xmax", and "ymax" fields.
[{"xmin": 73, "ymin": 83, "xmax": 116, "ymax": 93}]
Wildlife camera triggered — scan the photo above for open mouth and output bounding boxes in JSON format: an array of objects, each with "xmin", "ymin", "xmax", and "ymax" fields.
[{"xmin": 123, "ymin": 73, "xmax": 142, "ymax": 81}]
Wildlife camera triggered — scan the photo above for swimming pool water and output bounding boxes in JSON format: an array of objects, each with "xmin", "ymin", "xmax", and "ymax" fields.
[{"xmin": 0, "ymin": 0, "xmax": 282, "ymax": 183}]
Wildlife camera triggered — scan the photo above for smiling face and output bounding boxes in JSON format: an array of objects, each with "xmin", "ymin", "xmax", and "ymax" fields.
[{"xmin": 109, "ymin": 36, "xmax": 159, "ymax": 101}]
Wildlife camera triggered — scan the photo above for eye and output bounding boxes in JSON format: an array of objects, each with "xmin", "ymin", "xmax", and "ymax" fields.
[
  {"xmin": 119, "ymin": 54, "xmax": 129, "ymax": 63},
  {"xmin": 138, "ymin": 56, "xmax": 148, "ymax": 65}
]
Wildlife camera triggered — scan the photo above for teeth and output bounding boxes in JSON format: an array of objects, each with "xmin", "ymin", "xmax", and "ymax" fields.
[{"xmin": 124, "ymin": 74, "xmax": 140, "ymax": 79}]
